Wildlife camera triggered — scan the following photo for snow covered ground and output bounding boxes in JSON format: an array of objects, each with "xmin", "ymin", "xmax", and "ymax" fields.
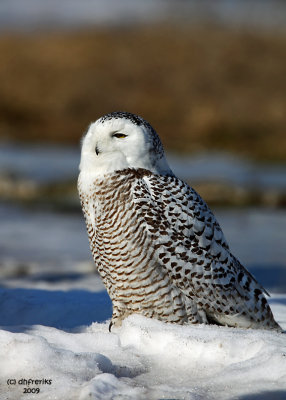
[
  {"xmin": 1, "ymin": 0, "xmax": 286, "ymax": 31},
  {"xmin": 1, "ymin": 143, "xmax": 286, "ymax": 189},
  {"xmin": 0, "ymin": 284, "xmax": 285, "ymax": 400}
]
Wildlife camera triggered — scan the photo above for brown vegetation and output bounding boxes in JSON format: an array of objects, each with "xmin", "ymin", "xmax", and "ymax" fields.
[{"xmin": 0, "ymin": 24, "xmax": 286, "ymax": 162}]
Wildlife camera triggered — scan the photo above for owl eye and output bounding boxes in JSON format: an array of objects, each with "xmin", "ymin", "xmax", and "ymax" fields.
[{"xmin": 112, "ymin": 133, "xmax": 127, "ymax": 139}]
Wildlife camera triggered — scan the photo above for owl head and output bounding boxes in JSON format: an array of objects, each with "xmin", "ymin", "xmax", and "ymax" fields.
[{"xmin": 79, "ymin": 111, "xmax": 172, "ymax": 176}]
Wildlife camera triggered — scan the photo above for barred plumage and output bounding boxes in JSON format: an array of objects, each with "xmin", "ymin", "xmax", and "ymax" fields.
[{"xmin": 78, "ymin": 111, "xmax": 281, "ymax": 331}]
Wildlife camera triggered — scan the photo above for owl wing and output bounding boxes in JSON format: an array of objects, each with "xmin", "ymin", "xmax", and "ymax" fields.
[{"xmin": 132, "ymin": 172, "xmax": 278, "ymax": 329}]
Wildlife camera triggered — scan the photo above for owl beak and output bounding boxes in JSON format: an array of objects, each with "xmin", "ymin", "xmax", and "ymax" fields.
[{"xmin": 95, "ymin": 144, "xmax": 100, "ymax": 155}]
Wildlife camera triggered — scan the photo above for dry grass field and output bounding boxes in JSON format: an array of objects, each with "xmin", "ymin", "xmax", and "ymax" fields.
[{"xmin": 0, "ymin": 23, "xmax": 286, "ymax": 162}]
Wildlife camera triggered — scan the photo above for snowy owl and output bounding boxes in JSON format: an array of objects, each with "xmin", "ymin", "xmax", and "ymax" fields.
[{"xmin": 78, "ymin": 111, "xmax": 281, "ymax": 332}]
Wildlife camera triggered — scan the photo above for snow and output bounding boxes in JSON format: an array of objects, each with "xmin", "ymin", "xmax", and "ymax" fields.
[
  {"xmin": 0, "ymin": 280, "xmax": 285, "ymax": 399},
  {"xmin": 0, "ymin": 0, "xmax": 171, "ymax": 31},
  {"xmin": 1, "ymin": 0, "xmax": 286, "ymax": 31},
  {"xmin": 1, "ymin": 143, "xmax": 286, "ymax": 190}
]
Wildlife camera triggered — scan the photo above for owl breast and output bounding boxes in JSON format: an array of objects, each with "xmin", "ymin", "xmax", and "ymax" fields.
[{"xmin": 78, "ymin": 169, "xmax": 202, "ymax": 327}]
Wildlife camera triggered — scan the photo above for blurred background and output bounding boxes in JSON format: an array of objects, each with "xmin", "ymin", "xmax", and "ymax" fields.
[{"xmin": 0, "ymin": 0, "xmax": 285, "ymax": 301}]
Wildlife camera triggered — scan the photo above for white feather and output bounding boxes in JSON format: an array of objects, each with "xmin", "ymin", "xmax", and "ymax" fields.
[{"xmin": 79, "ymin": 117, "xmax": 172, "ymax": 179}]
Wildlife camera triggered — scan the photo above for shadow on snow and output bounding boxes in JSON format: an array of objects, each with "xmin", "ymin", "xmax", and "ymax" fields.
[{"xmin": 0, "ymin": 287, "xmax": 112, "ymax": 331}]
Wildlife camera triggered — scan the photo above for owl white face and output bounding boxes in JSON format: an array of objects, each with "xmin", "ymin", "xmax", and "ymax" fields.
[{"xmin": 79, "ymin": 113, "xmax": 172, "ymax": 177}]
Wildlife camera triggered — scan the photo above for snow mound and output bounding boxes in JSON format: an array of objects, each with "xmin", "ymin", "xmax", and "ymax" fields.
[
  {"xmin": 1, "ymin": 298, "xmax": 286, "ymax": 400},
  {"xmin": 117, "ymin": 315, "xmax": 286, "ymax": 399}
]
